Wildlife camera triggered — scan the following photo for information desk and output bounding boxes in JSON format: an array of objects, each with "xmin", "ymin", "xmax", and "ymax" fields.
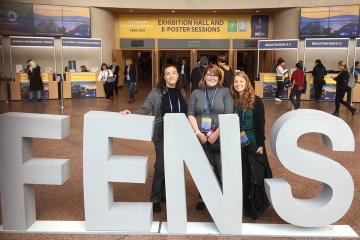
[
  {"xmin": 10, "ymin": 73, "xmax": 57, "ymax": 101},
  {"xmin": 64, "ymin": 72, "xmax": 104, "ymax": 99}
]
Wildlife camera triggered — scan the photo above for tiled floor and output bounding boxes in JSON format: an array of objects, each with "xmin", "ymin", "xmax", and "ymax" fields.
[{"xmin": 0, "ymin": 83, "xmax": 359, "ymax": 240}]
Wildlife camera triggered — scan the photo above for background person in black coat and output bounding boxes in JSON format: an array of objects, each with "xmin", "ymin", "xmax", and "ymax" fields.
[
  {"xmin": 124, "ymin": 59, "xmax": 136, "ymax": 103},
  {"xmin": 311, "ymin": 59, "xmax": 327, "ymax": 102},
  {"xmin": 333, "ymin": 60, "xmax": 356, "ymax": 117},
  {"xmin": 190, "ymin": 56, "xmax": 208, "ymax": 92},
  {"xmin": 26, "ymin": 59, "xmax": 43, "ymax": 101}
]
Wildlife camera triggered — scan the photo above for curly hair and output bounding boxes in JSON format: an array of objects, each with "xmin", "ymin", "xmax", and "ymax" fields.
[{"xmin": 231, "ymin": 71, "xmax": 255, "ymax": 110}]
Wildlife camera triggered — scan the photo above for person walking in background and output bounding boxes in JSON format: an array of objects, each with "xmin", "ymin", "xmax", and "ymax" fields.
[
  {"xmin": 120, "ymin": 65, "xmax": 187, "ymax": 213},
  {"xmin": 187, "ymin": 64, "xmax": 233, "ymax": 211},
  {"xmin": 98, "ymin": 63, "xmax": 114, "ymax": 102},
  {"xmin": 275, "ymin": 58, "xmax": 288, "ymax": 102},
  {"xmin": 289, "ymin": 62, "xmax": 305, "ymax": 110},
  {"xmin": 231, "ymin": 71, "xmax": 272, "ymax": 220},
  {"xmin": 26, "ymin": 59, "xmax": 43, "ymax": 101},
  {"xmin": 190, "ymin": 56, "xmax": 208, "ymax": 92},
  {"xmin": 178, "ymin": 58, "xmax": 190, "ymax": 89},
  {"xmin": 217, "ymin": 55, "xmax": 233, "ymax": 88},
  {"xmin": 124, "ymin": 59, "xmax": 136, "ymax": 104},
  {"xmin": 333, "ymin": 60, "xmax": 356, "ymax": 117},
  {"xmin": 109, "ymin": 60, "xmax": 120, "ymax": 97},
  {"xmin": 311, "ymin": 59, "xmax": 327, "ymax": 102}
]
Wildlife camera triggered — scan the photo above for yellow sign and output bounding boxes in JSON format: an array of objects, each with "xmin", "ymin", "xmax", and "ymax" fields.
[
  {"xmin": 118, "ymin": 14, "xmax": 268, "ymax": 39},
  {"xmin": 70, "ymin": 72, "xmax": 97, "ymax": 81}
]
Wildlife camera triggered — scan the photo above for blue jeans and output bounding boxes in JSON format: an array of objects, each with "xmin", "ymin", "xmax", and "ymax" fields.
[
  {"xmin": 289, "ymin": 84, "xmax": 301, "ymax": 109},
  {"xmin": 28, "ymin": 90, "xmax": 41, "ymax": 100},
  {"xmin": 127, "ymin": 80, "xmax": 135, "ymax": 100}
]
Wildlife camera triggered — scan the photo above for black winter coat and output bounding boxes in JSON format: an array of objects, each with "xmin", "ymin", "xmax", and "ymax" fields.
[
  {"xmin": 27, "ymin": 66, "xmax": 44, "ymax": 91},
  {"xmin": 312, "ymin": 64, "xmax": 327, "ymax": 84}
]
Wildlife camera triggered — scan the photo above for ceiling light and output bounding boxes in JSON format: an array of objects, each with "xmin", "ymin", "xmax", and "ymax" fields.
[
  {"xmin": 171, "ymin": 10, "xmax": 176, "ymax": 13},
  {"xmin": 213, "ymin": 10, "xmax": 217, "ymax": 13},
  {"xmin": 130, "ymin": 10, "xmax": 133, "ymax": 13},
  {"xmin": 256, "ymin": 10, "xmax": 260, "ymax": 13}
]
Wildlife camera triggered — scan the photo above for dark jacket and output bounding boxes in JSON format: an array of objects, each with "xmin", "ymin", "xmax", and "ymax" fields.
[
  {"xmin": 190, "ymin": 65, "xmax": 206, "ymax": 92},
  {"xmin": 238, "ymin": 96, "xmax": 272, "ymax": 220},
  {"xmin": 312, "ymin": 64, "xmax": 327, "ymax": 84},
  {"xmin": 135, "ymin": 87, "xmax": 187, "ymax": 144},
  {"xmin": 27, "ymin": 65, "xmax": 43, "ymax": 91},
  {"xmin": 249, "ymin": 96, "xmax": 266, "ymax": 149},
  {"xmin": 334, "ymin": 70, "xmax": 349, "ymax": 91},
  {"xmin": 124, "ymin": 65, "xmax": 136, "ymax": 82}
]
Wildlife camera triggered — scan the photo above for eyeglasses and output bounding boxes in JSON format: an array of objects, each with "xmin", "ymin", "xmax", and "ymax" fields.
[{"xmin": 205, "ymin": 74, "xmax": 219, "ymax": 79}]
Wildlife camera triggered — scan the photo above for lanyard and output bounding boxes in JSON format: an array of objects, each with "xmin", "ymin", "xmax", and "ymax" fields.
[
  {"xmin": 166, "ymin": 87, "xmax": 181, "ymax": 113},
  {"xmin": 204, "ymin": 87, "xmax": 218, "ymax": 115},
  {"xmin": 240, "ymin": 110, "xmax": 245, "ymax": 131}
]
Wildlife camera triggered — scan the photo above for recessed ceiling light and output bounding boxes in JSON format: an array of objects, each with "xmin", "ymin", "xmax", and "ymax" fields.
[
  {"xmin": 130, "ymin": 10, "xmax": 133, "ymax": 13},
  {"xmin": 213, "ymin": 10, "xmax": 217, "ymax": 13},
  {"xmin": 256, "ymin": 10, "xmax": 260, "ymax": 13},
  {"xmin": 171, "ymin": 10, "xmax": 176, "ymax": 13}
]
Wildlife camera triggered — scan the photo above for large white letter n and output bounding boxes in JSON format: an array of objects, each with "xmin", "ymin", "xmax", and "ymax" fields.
[{"xmin": 164, "ymin": 113, "xmax": 242, "ymax": 234}]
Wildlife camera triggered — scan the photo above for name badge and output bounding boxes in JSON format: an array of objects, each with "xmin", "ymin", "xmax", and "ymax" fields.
[
  {"xmin": 201, "ymin": 115, "xmax": 212, "ymax": 133},
  {"xmin": 240, "ymin": 131, "xmax": 249, "ymax": 145}
]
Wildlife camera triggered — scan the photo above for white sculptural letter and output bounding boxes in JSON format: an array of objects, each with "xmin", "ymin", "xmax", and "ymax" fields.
[
  {"xmin": 266, "ymin": 109, "xmax": 354, "ymax": 227},
  {"xmin": 83, "ymin": 111, "xmax": 154, "ymax": 231},
  {"xmin": 164, "ymin": 113, "xmax": 243, "ymax": 234},
  {"xmin": 0, "ymin": 112, "xmax": 71, "ymax": 230}
]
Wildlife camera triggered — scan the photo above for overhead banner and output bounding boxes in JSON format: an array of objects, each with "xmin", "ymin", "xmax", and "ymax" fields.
[
  {"xmin": 300, "ymin": 5, "xmax": 360, "ymax": 39},
  {"xmin": 158, "ymin": 39, "xmax": 229, "ymax": 49},
  {"xmin": 61, "ymin": 38, "xmax": 101, "ymax": 48},
  {"xmin": 258, "ymin": 39, "xmax": 298, "ymax": 50},
  {"xmin": 118, "ymin": 14, "xmax": 269, "ymax": 39},
  {"xmin": 0, "ymin": 2, "xmax": 34, "ymax": 36},
  {"xmin": 10, "ymin": 36, "xmax": 55, "ymax": 47},
  {"xmin": 251, "ymin": 15, "xmax": 269, "ymax": 38},
  {"xmin": 305, "ymin": 38, "xmax": 349, "ymax": 48}
]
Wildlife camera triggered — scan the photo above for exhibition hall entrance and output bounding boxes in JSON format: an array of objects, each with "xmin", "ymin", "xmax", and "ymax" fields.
[{"xmin": 235, "ymin": 50, "xmax": 257, "ymax": 81}]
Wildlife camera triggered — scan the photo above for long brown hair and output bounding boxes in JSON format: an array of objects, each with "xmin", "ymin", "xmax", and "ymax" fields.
[
  {"xmin": 231, "ymin": 71, "xmax": 255, "ymax": 110},
  {"xmin": 198, "ymin": 64, "xmax": 222, "ymax": 89}
]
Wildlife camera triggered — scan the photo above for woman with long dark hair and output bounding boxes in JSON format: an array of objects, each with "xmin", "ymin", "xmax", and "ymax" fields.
[
  {"xmin": 97, "ymin": 62, "xmax": 114, "ymax": 102},
  {"xmin": 120, "ymin": 64, "xmax": 187, "ymax": 213}
]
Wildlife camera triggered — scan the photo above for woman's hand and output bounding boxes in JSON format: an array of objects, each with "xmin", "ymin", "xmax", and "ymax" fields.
[
  {"xmin": 120, "ymin": 110, "xmax": 131, "ymax": 115},
  {"xmin": 208, "ymin": 129, "xmax": 219, "ymax": 144},
  {"xmin": 256, "ymin": 146, "xmax": 264, "ymax": 155},
  {"xmin": 197, "ymin": 132, "xmax": 208, "ymax": 144}
]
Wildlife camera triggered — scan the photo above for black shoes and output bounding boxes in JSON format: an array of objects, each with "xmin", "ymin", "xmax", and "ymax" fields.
[
  {"xmin": 195, "ymin": 201, "xmax": 206, "ymax": 211},
  {"xmin": 153, "ymin": 202, "xmax": 161, "ymax": 213},
  {"xmin": 332, "ymin": 111, "xmax": 339, "ymax": 117}
]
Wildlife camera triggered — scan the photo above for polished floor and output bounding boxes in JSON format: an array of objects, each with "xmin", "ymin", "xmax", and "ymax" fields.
[{"xmin": 0, "ymin": 83, "xmax": 359, "ymax": 240}]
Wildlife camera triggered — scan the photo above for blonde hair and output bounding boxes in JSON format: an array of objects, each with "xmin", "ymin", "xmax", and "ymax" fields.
[
  {"xmin": 338, "ymin": 60, "xmax": 348, "ymax": 69},
  {"xmin": 198, "ymin": 64, "xmax": 222, "ymax": 89},
  {"xmin": 231, "ymin": 71, "xmax": 255, "ymax": 110}
]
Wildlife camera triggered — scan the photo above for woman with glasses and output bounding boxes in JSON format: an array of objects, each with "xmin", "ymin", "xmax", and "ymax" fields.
[
  {"xmin": 120, "ymin": 64, "xmax": 187, "ymax": 213},
  {"xmin": 187, "ymin": 64, "xmax": 233, "ymax": 211}
]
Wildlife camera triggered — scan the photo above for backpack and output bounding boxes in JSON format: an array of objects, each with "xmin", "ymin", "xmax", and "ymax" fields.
[
  {"xmin": 220, "ymin": 66, "xmax": 233, "ymax": 88},
  {"xmin": 347, "ymin": 71, "xmax": 356, "ymax": 88}
]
